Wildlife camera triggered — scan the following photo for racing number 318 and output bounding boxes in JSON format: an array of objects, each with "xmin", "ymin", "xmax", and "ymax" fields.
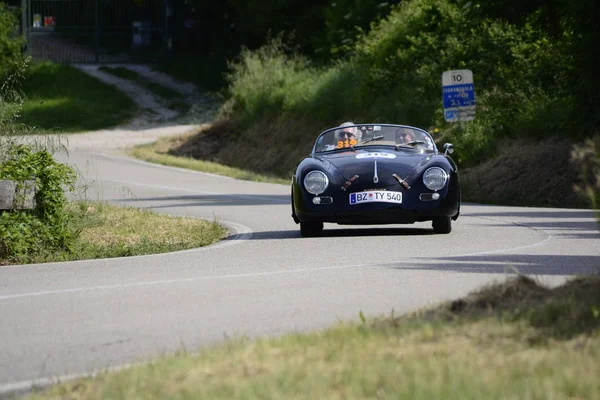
[{"xmin": 337, "ymin": 139, "xmax": 358, "ymax": 148}]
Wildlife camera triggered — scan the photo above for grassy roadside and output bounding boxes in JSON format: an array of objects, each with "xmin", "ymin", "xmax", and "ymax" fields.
[
  {"xmin": 18, "ymin": 62, "xmax": 137, "ymax": 133},
  {"xmin": 27, "ymin": 275, "xmax": 600, "ymax": 399},
  {"xmin": 129, "ymin": 134, "xmax": 289, "ymax": 185},
  {"xmin": 0, "ymin": 201, "xmax": 227, "ymax": 265}
]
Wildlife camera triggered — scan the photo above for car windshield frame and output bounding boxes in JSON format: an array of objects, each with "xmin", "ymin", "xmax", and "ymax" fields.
[{"xmin": 312, "ymin": 124, "xmax": 437, "ymax": 155}]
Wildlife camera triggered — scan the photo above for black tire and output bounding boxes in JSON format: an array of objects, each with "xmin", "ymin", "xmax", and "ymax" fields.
[
  {"xmin": 300, "ymin": 221, "xmax": 324, "ymax": 237},
  {"xmin": 432, "ymin": 217, "xmax": 452, "ymax": 234}
]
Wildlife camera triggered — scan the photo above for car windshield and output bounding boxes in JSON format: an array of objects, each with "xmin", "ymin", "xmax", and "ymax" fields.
[{"xmin": 314, "ymin": 124, "xmax": 436, "ymax": 153}]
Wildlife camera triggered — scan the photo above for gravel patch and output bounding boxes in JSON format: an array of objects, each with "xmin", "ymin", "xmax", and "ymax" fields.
[{"xmin": 56, "ymin": 64, "xmax": 220, "ymax": 151}]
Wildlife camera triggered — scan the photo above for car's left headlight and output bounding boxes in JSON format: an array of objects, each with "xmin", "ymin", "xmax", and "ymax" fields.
[
  {"xmin": 423, "ymin": 167, "xmax": 448, "ymax": 191},
  {"xmin": 304, "ymin": 170, "xmax": 329, "ymax": 195}
]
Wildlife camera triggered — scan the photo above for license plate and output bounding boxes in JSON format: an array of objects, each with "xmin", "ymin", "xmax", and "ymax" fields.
[{"xmin": 349, "ymin": 191, "xmax": 402, "ymax": 205}]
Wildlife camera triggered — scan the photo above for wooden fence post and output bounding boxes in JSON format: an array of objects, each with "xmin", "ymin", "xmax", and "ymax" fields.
[{"xmin": 0, "ymin": 180, "xmax": 36, "ymax": 210}]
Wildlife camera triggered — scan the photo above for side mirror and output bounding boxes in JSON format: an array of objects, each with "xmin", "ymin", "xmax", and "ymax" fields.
[{"xmin": 443, "ymin": 143, "xmax": 454, "ymax": 156}]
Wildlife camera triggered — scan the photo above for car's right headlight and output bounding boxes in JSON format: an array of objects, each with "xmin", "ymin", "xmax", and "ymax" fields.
[
  {"xmin": 304, "ymin": 171, "xmax": 329, "ymax": 195},
  {"xmin": 423, "ymin": 167, "xmax": 448, "ymax": 191}
]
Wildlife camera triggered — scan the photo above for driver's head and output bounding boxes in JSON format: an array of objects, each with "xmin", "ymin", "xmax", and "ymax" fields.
[
  {"xmin": 395, "ymin": 128, "xmax": 414, "ymax": 143},
  {"xmin": 338, "ymin": 121, "xmax": 357, "ymax": 140}
]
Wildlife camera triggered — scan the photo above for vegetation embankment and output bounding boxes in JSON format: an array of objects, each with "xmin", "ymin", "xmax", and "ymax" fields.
[
  {"xmin": 143, "ymin": 0, "xmax": 598, "ymax": 208},
  {"xmin": 27, "ymin": 275, "xmax": 600, "ymax": 399}
]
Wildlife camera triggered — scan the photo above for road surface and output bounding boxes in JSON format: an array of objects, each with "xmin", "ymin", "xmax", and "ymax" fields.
[{"xmin": 1, "ymin": 145, "xmax": 598, "ymax": 395}]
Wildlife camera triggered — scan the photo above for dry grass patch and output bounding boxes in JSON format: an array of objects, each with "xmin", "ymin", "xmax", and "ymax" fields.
[
  {"xmin": 78, "ymin": 203, "xmax": 220, "ymax": 247},
  {"xmin": 28, "ymin": 275, "xmax": 600, "ymax": 399},
  {"xmin": 68, "ymin": 202, "xmax": 228, "ymax": 260},
  {"xmin": 129, "ymin": 122, "xmax": 290, "ymax": 185}
]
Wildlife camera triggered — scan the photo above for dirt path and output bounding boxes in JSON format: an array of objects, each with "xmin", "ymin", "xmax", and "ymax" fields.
[{"xmin": 61, "ymin": 64, "xmax": 218, "ymax": 151}]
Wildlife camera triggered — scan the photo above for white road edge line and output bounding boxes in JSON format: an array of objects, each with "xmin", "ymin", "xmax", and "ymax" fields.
[
  {"xmin": 85, "ymin": 177, "xmax": 289, "ymax": 204},
  {"xmin": 0, "ymin": 362, "xmax": 139, "ymax": 398},
  {"xmin": 0, "ymin": 263, "xmax": 374, "ymax": 301},
  {"xmin": 458, "ymin": 214, "xmax": 553, "ymax": 257},
  {"xmin": 88, "ymin": 151, "xmax": 288, "ymax": 186}
]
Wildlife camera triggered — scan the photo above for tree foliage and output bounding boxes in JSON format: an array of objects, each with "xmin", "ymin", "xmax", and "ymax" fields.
[
  {"xmin": 222, "ymin": 0, "xmax": 599, "ymax": 168},
  {"xmin": 0, "ymin": 2, "xmax": 24, "ymax": 83},
  {"xmin": 180, "ymin": 0, "xmax": 396, "ymax": 59}
]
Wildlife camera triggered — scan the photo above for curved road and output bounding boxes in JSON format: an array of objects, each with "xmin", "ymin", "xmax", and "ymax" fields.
[{"xmin": 1, "ymin": 142, "xmax": 599, "ymax": 394}]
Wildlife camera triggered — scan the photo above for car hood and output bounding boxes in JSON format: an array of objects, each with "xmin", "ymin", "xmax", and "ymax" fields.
[{"xmin": 317, "ymin": 149, "xmax": 434, "ymax": 188}]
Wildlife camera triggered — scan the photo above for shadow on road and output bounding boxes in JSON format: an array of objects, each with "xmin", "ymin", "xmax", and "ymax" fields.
[
  {"xmin": 381, "ymin": 254, "xmax": 600, "ymax": 276},
  {"xmin": 233, "ymin": 226, "xmax": 434, "ymax": 240}
]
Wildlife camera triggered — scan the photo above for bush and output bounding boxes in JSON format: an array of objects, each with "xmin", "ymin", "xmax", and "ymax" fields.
[{"xmin": 0, "ymin": 145, "xmax": 77, "ymax": 260}]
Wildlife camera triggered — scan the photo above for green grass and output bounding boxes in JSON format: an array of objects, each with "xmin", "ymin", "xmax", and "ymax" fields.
[
  {"xmin": 129, "ymin": 139, "xmax": 289, "ymax": 185},
  {"xmin": 1, "ymin": 201, "xmax": 228, "ymax": 265},
  {"xmin": 27, "ymin": 275, "xmax": 600, "ymax": 399},
  {"xmin": 18, "ymin": 62, "xmax": 137, "ymax": 133}
]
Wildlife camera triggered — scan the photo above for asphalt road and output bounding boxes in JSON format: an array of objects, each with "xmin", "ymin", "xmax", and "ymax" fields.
[{"xmin": 1, "ymin": 148, "xmax": 599, "ymax": 394}]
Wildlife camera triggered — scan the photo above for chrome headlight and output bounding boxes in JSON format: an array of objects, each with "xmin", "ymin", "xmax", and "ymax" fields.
[
  {"xmin": 423, "ymin": 167, "xmax": 448, "ymax": 191},
  {"xmin": 304, "ymin": 171, "xmax": 329, "ymax": 195}
]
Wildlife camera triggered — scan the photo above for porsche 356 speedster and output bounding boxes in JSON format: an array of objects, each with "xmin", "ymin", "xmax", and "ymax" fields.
[{"xmin": 291, "ymin": 124, "xmax": 460, "ymax": 236}]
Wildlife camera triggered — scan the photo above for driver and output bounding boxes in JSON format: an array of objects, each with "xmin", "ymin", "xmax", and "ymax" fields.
[
  {"xmin": 337, "ymin": 121, "xmax": 359, "ymax": 141},
  {"xmin": 324, "ymin": 121, "xmax": 359, "ymax": 150}
]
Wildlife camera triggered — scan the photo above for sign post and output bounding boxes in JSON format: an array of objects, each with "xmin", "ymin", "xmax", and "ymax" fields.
[{"xmin": 442, "ymin": 69, "xmax": 475, "ymax": 122}]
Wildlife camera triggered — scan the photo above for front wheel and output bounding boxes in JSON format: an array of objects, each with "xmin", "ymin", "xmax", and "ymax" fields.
[
  {"xmin": 432, "ymin": 217, "xmax": 452, "ymax": 234},
  {"xmin": 300, "ymin": 221, "xmax": 324, "ymax": 237}
]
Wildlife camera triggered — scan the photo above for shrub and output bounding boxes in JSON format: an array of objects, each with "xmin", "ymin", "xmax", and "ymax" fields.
[{"xmin": 0, "ymin": 145, "xmax": 77, "ymax": 260}]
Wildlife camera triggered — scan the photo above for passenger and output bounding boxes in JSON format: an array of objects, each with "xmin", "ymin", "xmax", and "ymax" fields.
[{"xmin": 395, "ymin": 128, "xmax": 416, "ymax": 144}]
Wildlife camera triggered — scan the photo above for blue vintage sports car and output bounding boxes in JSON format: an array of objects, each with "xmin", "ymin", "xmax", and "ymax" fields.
[{"xmin": 291, "ymin": 124, "xmax": 460, "ymax": 236}]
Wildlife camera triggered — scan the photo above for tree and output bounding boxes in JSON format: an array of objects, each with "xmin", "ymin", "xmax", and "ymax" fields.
[{"xmin": 0, "ymin": 2, "xmax": 24, "ymax": 83}]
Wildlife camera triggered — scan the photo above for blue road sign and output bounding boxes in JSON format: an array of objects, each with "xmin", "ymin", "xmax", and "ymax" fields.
[
  {"xmin": 442, "ymin": 70, "xmax": 476, "ymax": 122},
  {"xmin": 443, "ymin": 84, "xmax": 475, "ymax": 109}
]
